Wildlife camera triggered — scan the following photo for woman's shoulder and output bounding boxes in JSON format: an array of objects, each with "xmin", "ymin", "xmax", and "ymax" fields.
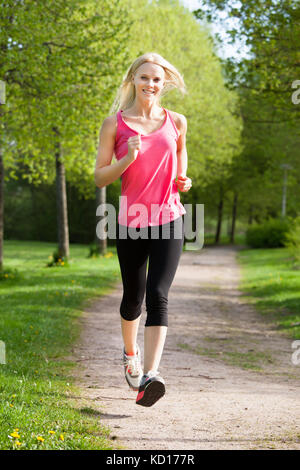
[
  {"xmin": 101, "ymin": 113, "xmax": 119, "ymax": 137},
  {"xmin": 167, "ymin": 109, "xmax": 187, "ymax": 136}
]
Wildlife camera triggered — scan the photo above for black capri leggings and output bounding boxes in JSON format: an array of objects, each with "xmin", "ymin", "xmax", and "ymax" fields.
[{"xmin": 116, "ymin": 215, "xmax": 184, "ymax": 327}]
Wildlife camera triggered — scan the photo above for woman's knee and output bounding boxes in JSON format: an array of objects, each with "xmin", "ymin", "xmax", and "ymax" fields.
[
  {"xmin": 145, "ymin": 289, "xmax": 168, "ymax": 326},
  {"xmin": 120, "ymin": 296, "xmax": 143, "ymax": 321}
]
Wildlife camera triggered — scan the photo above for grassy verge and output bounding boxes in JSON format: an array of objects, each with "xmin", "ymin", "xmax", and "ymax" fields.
[
  {"xmin": 178, "ymin": 343, "xmax": 274, "ymax": 372},
  {"xmin": 0, "ymin": 240, "xmax": 120, "ymax": 450},
  {"xmin": 237, "ymin": 247, "xmax": 300, "ymax": 340}
]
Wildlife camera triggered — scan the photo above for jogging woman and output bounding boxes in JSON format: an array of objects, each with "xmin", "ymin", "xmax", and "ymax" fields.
[{"xmin": 94, "ymin": 52, "xmax": 192, "ymax": 407}]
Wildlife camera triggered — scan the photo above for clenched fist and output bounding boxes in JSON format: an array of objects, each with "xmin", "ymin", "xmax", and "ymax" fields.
[
  {"xmin": 127, "ymin": 134, "xmax": 142, "ymax": 162},
  {"xmin": 175, "ymin": 176, "xmax": 192, "ymax": 192}
]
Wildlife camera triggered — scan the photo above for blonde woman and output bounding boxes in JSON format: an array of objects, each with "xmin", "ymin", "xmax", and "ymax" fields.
[{"xmin": 95, "ymin": 52, "xmax": 192, "ymax": 407}]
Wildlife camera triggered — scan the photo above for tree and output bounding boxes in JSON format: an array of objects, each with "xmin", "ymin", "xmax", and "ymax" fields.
[{"xmin": 0, "ymin": 0, "xmax": 132, "ymax": 263}]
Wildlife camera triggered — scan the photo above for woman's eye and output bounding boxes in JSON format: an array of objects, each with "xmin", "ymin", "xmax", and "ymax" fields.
[{"xmin": 141, "ymin": 77, "xmax": 160, "ymax": 81}]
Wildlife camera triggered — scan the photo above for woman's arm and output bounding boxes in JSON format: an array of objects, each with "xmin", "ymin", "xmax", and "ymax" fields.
[
  {"xmin": 94, "ymin": 115, "xmax": 134, "ymax": 188},
  {"xmin": 176, "ymin": 113, "xmax": 188, "ymax": 179},
  {"xmin": 174, "ymin": 113, "xmax": 192, "ymax": 192}
]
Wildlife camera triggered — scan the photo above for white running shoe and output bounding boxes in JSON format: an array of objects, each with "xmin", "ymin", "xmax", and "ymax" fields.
[
  {"xmin": 122, "ymin": 344, "xmax": 143, "ymax": 391},
  {"xmin": 136, "ymin": 370, "xmax": 165, "ymax": 407}
]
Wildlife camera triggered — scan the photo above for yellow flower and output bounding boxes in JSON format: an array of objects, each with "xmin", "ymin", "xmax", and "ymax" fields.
[
  {"xmin": 61, "ymin": 262, "xmax": 64, "ymax": 266},
  {"xmin": 9, "ymin": 404, "xmax": 14, "ymax": 408},
  {"xmin": 11, "ymin": 395, "xmax": 16, "ymax": 399},
  {"xmin": 13, "ymin": 428, "xmax": 19, "ymax": 431},
  {"xmin": 59, "ymin": 434, "xmax": 64, "ymax": 441},
  {"xmin": 48, "ymin": 430, "xmax": 55, "ymax": 435},
  {"xmin": 10, "ymin": 432, "xmax": 20, "ymax": 439},
  {"xmin": 37, "ymin": 436, "xmax": 44, "ymax": 442},
  {"xmin": 15, "ymin": 441, "xmax": 21, "ymax": 446}
]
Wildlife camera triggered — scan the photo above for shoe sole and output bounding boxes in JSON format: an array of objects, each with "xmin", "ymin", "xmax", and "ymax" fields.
[{"xmin": 136, "ymin": 379, "xmax": 165, "ymax": 407}]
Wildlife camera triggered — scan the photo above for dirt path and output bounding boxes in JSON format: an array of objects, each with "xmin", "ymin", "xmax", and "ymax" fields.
[{"xmin": 70, "ymin": 246, "xmax": 300, "ymax": 450}]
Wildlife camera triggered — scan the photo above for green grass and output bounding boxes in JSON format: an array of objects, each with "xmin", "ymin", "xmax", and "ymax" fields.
[
  {"xmin": 203, "ymin": 232, "xmax": 246, "ymax": 246},
  {"xmin": 237, "ymin": 247, "xmax": 300, "ymax": 339},
  {"xmin": 178, "ymin": 343, "xmax": 274, "ymax": 371},
  {"xmin": 0, "ymin": 240, "xmax": 120, "ymax": 450}
]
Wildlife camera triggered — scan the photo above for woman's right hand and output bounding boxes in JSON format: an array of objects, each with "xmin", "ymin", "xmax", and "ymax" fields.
[{"xmin": 126, "ymin": 134, "xmax": 141, "ymax": 163}]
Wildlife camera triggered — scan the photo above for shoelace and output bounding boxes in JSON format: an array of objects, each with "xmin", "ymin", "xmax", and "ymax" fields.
[
  {"xmin": 124, "ymin": 355, "xmax": 142, "ymax": 377},
  {"xmin": 144, "ymin": 370, "xmax": 160, "ymax": 379}
]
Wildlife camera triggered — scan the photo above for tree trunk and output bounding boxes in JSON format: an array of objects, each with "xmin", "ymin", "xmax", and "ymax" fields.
[
  {"xmin": 96, "ymin": 186, "xmax": 107, "ymax": 255},
  {"xmin": 215, "ymin": 193, "xmax": 223, "ymax": 244},
  {"xmin": 230, "ymin": 191, "xmax": 238, "ymax": 244},
  {"xmin": 0, "ymin": 143, "xmax": 3, "ymax": 271},
  {"xmin": 54, "ymin": 127, "xmax": 69, "ymax": 258}
]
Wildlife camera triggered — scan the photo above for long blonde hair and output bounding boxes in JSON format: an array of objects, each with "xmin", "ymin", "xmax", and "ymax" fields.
[{"xmin": 109, "ymin": 52, "xmax": 187, "ymax": 115}]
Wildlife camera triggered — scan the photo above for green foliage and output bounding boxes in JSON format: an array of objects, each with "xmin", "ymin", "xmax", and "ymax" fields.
[
  {"xmin": 246, "ymin": 218, "xmax": 290, "ymax": 248},
  {"xmin": 0, "ymin": 267, "xmax": 21, "ymax": 282},
  {"xmin": 87, "ymin": 242, "xmax": 100, "ymax": 258},
  {"xmin": 284, "ymin": 215, "xmax": 300, "ymax": 264},
  {"xmin": 46, "ymin": 250, "xmax": 69, "ymax": 268}
]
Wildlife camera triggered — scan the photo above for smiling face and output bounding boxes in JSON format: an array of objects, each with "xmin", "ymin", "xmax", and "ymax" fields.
[{"xmin": 131, "ymin": 62, "xmax": 165, "ymax": 103}]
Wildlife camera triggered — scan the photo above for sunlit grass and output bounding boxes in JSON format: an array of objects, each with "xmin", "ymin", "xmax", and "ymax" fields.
[
  {"xmin": 237, "ymin": 247, "xmax": 300, "ymax": 339},
  {"xmin": 0, "ymin": 240, "xmax": 120, "ymax": 450}
]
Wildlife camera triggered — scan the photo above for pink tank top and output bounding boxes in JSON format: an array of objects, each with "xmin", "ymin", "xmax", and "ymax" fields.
[{"xmin": 114, "ymin": 107, "xmax": 186, "ymax": 228}]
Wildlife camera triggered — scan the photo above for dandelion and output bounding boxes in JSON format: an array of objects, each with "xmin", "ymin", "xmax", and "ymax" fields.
[
  {"xmin": 61, "ymin": 262, "xmax": 64, "ymax": 266},
  {"xmin": 13, "ymin": 428, "xmax": 19, "ymax": 432},
  {"xmin": 48, "ymin": 430, "xmax": 55, "ymax": 435},
  {"xmin": 15, "ymin": 441, "xmax": 21, "ymax": 446},
  {"xmin": 10, "ymin": 432, "xmax": 20, "ymax": 439},
  {"xmin": 11, "ymin": 395, "xmax": 16, "ymax": 399},
  {"xmin": 59, "ymin": 434, "xmax": 64, "ymax": 441},
  {"xmin": 9, "ymin": 404, "xmax": 14, "ymax": 408},
  {"xmin": 37, "ymin": 436, "xmax": 44, "ymax": 442}
]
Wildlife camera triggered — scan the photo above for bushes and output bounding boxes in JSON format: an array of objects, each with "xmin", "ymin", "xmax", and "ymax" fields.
[
  {"xmin": 246, "ymin": 217, "xmax": 290, "ymax": 248},
  {"xmin": 284, "ymin": 215, "xmax": 300, "ymax": 263}
]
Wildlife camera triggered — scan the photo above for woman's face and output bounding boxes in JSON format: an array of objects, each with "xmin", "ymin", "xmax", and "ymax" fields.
[{"xmin": 131, "ymin": 62, "xmax": 165, "ymax": 103}]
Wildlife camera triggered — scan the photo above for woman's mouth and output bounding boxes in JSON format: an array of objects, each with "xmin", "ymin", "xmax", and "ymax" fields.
[{"xmin": 142, "ymin": 89, "xmax": 155, "ymax": 95}]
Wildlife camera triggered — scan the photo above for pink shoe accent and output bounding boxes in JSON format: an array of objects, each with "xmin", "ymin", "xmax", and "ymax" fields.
[{"xmin": 136, "ymin": 390, "xmax": 145, "ymax": 402}]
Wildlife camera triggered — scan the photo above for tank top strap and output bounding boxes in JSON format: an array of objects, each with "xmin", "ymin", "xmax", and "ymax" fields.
[
  {"xmin": 117, "ymin": 109, "xmax": 123, "ymax": 125},
  {"xmin": 165, "ymin": 108, "xmax": 180, "ymax": 140}
]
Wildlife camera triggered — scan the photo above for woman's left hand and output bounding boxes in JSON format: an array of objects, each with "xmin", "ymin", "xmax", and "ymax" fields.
[{"xmin": 175, "ymin": 176, "xmax": 192, "ymax": 192}]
